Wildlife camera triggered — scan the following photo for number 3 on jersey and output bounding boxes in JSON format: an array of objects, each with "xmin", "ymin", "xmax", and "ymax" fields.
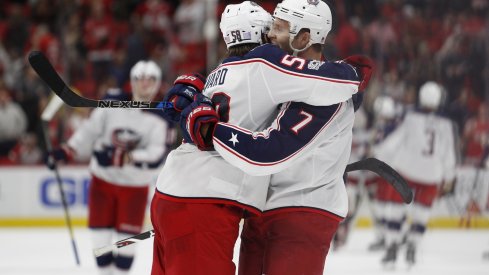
[{"xmin": 422, "ymin": 129, "xmax": 435, "ymax": 156}]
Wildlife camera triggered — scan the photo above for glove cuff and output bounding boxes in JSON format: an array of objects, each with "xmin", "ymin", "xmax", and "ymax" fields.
[
  {"xmin": 174, "ymin": 74, "xmax": 205, "ymax": 92},
  {"xmin": 185, "ymin": 105, "xmax": 218, "ymax": 151}
]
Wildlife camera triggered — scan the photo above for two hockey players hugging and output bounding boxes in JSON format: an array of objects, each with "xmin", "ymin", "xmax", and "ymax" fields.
[{"xmin": 150, "ymin": 1, "xmax": 373, "ymax": 275}]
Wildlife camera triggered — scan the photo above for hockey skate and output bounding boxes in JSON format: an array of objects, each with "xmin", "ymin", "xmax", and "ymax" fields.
[
  {"xmin": 406, "ymin": 242, "xmax": 416, "ymax": 267},
  {"xmin": 368, "ymin": 237, "xmax": 386, "ymax": 251},
  {"xmin": 482, "ymin": 250, "xmax": 489, "ymax": 260},
  {"xmin": 333, "ymin": 218, "xmax": 353, "ymax": 250},
  {"xmin": 381, "ymin": 243, "xmax": 398, "ymax": 268}
]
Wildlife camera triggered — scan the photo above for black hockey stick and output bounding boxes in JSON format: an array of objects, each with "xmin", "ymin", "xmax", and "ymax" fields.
[
  {"xmin": 93, "ymin": 229, "xmax": 155, "ymax": 257},
  {"xmin": 93, "ymin": 158, "xmax": 412, "ymax": 257},
  {"xmin": 41, "ymin": 96, "xmax": 81, "ymax": 265},
  {"xmin": 28, "ymin": 51, "xmax": 173, "ymax": 109},
  {"xmin": 345, "ymin": 157, "xmax": 413, "ymax": 203}
]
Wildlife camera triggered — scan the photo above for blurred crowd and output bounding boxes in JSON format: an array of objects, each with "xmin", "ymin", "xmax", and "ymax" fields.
[{"xmin": 0, "ymin": 0, "xmax": 488, "ymax": 168}]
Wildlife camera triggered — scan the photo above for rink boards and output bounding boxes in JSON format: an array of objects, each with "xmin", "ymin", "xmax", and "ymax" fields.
[{"xmin": 0, "ymin": 166, "xmax": 488, "ymax": 228}]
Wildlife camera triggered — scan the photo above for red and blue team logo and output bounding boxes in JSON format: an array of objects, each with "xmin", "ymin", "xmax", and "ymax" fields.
[
  {"xmin": 111, "ymin": 128, "xmax": 141, "ymax": 150},
  {"xmin": 307, "ymin": 0, "xmax": 320, "ymax": 5}
]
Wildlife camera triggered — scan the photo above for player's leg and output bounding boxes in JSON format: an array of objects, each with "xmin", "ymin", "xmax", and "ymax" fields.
[
  {"xmin": 405, "ymin": 183, "xmax": 438, "ymax": 266},
  {"xmin": 113, "ymin": 184, "xmax": 149, "ymax": 274},
  {"xmin": 333, "ymin": 174, "xmax": 362, "ymax": 250},
  {"xmin": 91, "ymin": 229, "xmax": 114, "ymax": 275},
  {"xmin": 238, "ymin": 213, "xmax": 266, "ymax": 275},
  {"xmin": 262, "ymin": 211, "xmax": 339, "ymax": 275},
  {"xmin": 380, "ymin": 180, "xmax": 409, "ymax": 266},
  {"xmin": 367, "ymin": 175, "xmax": 387, "ymax": 251},
  {"xmin": 150, "ymin": 194, "xmax": 166, "ymax": 275},
  {"xmin": 151, "ymin": 193, "xmax": 242, "ymax": 275},
  {"xmin": 88, "ymin": 176, "xmax": 117, "ymax": 275}
]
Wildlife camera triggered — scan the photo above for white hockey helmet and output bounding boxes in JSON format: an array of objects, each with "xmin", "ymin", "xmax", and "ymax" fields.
[
  {"xmin": 373, "ymin": 96, "xmax": 396, "ymax": 119},
  {"xmin": 130, "ymin": 60, "xmax": 162, "ymax": 98},
  {"xmin": 273, "ymin": 0, "xmax": 332, "ymax": 45},
  {"xmin": 220, "ymin": 1, "xmax": 272, "ymax": 49},
  {"xmin": 419, "ymin": 81, "xmax": 443, "ymax": 109}
]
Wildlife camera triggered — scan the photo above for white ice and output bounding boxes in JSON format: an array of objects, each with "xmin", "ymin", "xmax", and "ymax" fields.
[{"xmin": 0, "ymin": 227, "xmax": 488, "ymax": 275}]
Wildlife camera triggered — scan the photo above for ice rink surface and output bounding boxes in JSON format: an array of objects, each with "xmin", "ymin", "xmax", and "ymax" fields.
[{"xmin": 0, "ymin": 227, "xmax": 488, "ymax": 275}]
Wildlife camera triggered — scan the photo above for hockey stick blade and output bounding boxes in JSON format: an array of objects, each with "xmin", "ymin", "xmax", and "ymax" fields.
[
  {"xmin": 93, "ymin": 230, "xmax": 155, "ymax": 257},
  {"xmin": 28, "ymin": 51, "xmax": 173, "ymax": 109},
  {"xmin": 345, "ymin": 158, "xmax": 413, "ymax": 203}
]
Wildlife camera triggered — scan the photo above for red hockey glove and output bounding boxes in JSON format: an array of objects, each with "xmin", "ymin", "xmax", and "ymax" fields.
[
  {"xmin": 163, "ymin": 73, "xmax": 206, "ymax": 122},
  {"xmin": 180, "ymin": 94, "xmax": 218, "ymax": 151},
  {"xmin": 173, "ymin": 73, "xmax": 205, "ymax": 91},
  {"xmin": 343, "ymin": 55, "xmax": 374, "ymax": 92}
]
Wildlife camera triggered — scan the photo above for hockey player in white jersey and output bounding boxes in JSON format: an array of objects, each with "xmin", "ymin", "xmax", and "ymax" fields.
[
  {"xmin": 150, "ymin": 1, "xmax": 370, "ymax": 274},
  {"xmin": 48, "ymin": 61, "xmax": 174, "ymax": 275},
  {"xmin": 175, "ymin": 1, "xmax": 373, "ymax": 275},
  {"xmin": 365, "ymin": 96, "xmax": 405, "ymax": 251},
  {"xmin": 374, "ymin": 81, "xmax": 457, "ymax": 267},
  {"xmin": 332, "ymin": 103, "xmax": 369, "ymax": 250}
]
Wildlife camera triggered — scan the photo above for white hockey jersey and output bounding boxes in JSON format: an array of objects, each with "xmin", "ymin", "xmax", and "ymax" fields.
[
  {"xmin": 156, "ymin": 44, "xmax": 360, "ymax": 214},
  {"xmin": 374, "ymin": 110, "xmax": 457, "ymax": 185},
  {"xmin": 212, "ymin": 99, "xmax": 355, "ymax": 218},
  {"xmin": 68, "ymin": 93, "xmax": 173, "ymax": 186}
]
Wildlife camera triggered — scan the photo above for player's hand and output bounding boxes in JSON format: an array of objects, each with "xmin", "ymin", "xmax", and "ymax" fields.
[
  {"xmin": 342, "ymin": 55, "xmax": 374, "ymax": 92},
  {"xmin": 44, "ymin": 146, "xmax": 73, "ymax": 170},
  {"xmin": 162, "ymin": 73, "xmax": 206, "ymax": 122},
  {"xmin": 93, "ymin": 146, "xmax": 131, "ymax": 167},
  {"xmin": 352, "ymin": 93, "xmax": 364, "ymax": 112},
  {"xmin": 180, "ymin": 94, "xmax": 218, "ymax": 151}
]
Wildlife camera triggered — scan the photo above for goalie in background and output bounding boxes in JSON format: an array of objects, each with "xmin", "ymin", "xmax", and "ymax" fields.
[
  {"xmin": 374, "ymin": 81, "xmax": 458, "ymax": 268},
  {"xmin": 46, "ymin": 60, "xmax": 175, "ymax": 275}
]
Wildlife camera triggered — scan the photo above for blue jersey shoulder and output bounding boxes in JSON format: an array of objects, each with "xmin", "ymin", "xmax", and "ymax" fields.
[
  {"xmin": 243, "ymin": 43, "xmax": 287, "ymax": 66},
  {"xmin": 320, "ymin": 61, "xmax": 360, "ymax": 82},
  {"xmin": 219, "ymin": 44, "xmax": 283, "ymax": 65},
  {"xmin": 221, "ymin": 55, "xmax": 243, "ymax": 64}
]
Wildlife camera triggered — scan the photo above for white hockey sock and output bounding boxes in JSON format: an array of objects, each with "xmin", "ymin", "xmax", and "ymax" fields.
[
  {"xmin": 384, "ymin": 202, "xmax": 407, "ymax": 246},
  {"xmin": 91, "ymin": 228, "xmax": 115, "ymax": 269},
  {"xmin": 407, "ymin": 203, "xmax": 431, "ymax": 246}
]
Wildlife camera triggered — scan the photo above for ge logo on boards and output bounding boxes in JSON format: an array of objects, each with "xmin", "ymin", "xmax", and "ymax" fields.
[{"xmin": 40, "ymin": 177, "xmax": 90, "ymax": 207}]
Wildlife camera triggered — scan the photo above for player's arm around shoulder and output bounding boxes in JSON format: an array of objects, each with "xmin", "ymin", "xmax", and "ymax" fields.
[
  {"xmin": 212, "ymin": 101, "xmax": 344, "ymax": 176},
  {"xmin": 305, "ymin": 55, "xmax": 373, "ymax": 107},
  {"xmin": 245, "ymin": 43, "xmax": 362, "ymax": 80}
]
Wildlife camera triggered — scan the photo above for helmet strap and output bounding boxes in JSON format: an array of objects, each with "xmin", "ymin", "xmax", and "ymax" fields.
[{"xmin": 289, "ymin": 34, "xmax": 312, "ymax": 57}]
